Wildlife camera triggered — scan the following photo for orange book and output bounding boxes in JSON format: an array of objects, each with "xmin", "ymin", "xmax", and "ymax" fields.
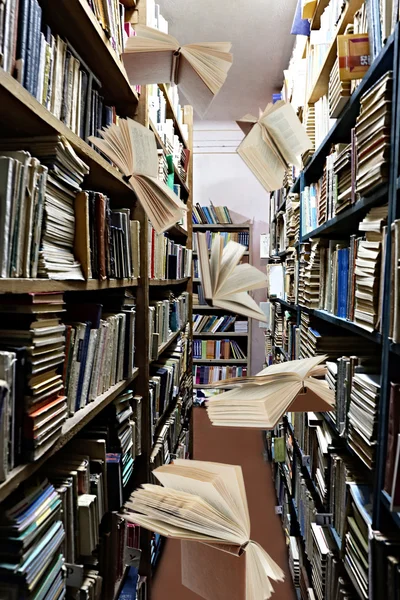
[{"xmin": 338, "ymin": 34, "xmax": 370, "ymax": 81}]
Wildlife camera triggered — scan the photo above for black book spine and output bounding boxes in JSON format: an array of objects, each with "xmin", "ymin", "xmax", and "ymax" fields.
[
  {"xmin": 79, "ymin": 68, "xmax": 88, "ymax": 140},
  {"xmin": 16, "ymin": 0, "xmax": 29, "ymax": 84},
  {"xmin": 23, "ymin": 0, "xmax": 33, "ymax": 92},
  {"xmin": 60, "ymin": 50, "xmax": 71, "ymax": 123}
]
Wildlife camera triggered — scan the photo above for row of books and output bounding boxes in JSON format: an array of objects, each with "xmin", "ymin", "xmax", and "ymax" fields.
[
  {"xmin": 76, "ymin": 193, "xmax": 141, "ymax": 280},
  {"xmin": 150, "ymin": 333, "xmax": 190, "ymax": 441},
  {"xmin": 298, "ymin": 205, "xmax": 387, "ymax": 331},
  {"xmin": 193, "ymin": 230, "xmax": 250, "ymax": 252},
  {"xmin": 0, "ymin": 288, "xmax": 136, "ymax": 481},
  {"xmin": 2, "ymin": 0, "xmax": 122, "ymax": 143},
  {"xmin": 192, "ymin": 339, "xmax": 247, "ymax": 360},
  {"xmin": 301, "ymin": 73, "xmax": 391, "ymax": 236},
  {"xmin": 149, "ymin": 85, "xmax": 190, "ymax": 182},
  {"xmin": 193, "ymin": 365, "xmax": 247, "ymax": 386},
  {"xmin": 193, "ymin": 313, "xmax": 248, "ymax": 334},
  {"xmin": 148, "ymin": 224, "xmax": 192, "ymax": 280},
  {"xmin": 148, "ymin": 292, "xmax": 189, "ymax": 360},
  {"xmin": 192, "ymin": 202, "xmax": 233, "ymax": 225},
  {"xmin": 87, "ymin": 0, "xmax": 129, "ymax": 60}
]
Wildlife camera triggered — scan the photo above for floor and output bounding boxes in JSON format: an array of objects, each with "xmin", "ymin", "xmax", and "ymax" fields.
[{"xmin": 152, "ymin": 407, "xmax": 296, "ymax": 600}]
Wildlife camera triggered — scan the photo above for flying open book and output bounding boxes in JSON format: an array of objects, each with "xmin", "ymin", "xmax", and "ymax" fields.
[
  {"xmin": 236, "ymin": 101, "xmax": 313, "ymax": 192},
  {"xmin": 121, "ymin": 459, "xmax": 284, "ymax": 600},
  {"xmin": 89, "ymin": 119, "xmax": 186, "ymax": 234},
  {"xmin": 197, "ymin": 233, "xmax": 267, "ymax": 321},
  {"xmin": 122, "ymin": 25, "xmax": 233, "ymax": 117},
  {"xmin": 205, "ymin": 355, "xmax": 335, "ymax": 428}
]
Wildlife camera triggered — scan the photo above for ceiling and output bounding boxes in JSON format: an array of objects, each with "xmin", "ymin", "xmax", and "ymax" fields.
[{"xmin": 157, "ymin": 0, "xmax": 298, "ymax": 121}]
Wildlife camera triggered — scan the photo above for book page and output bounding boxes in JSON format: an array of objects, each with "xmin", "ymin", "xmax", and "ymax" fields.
[
  {"xmin": 216, "ymin": 263, "xmax": 267, "ymax": 298},
  {"xmin": 210, "ymin": 235, "xmax": 223, "ymax": 297},
  {"xmin": 214, "ymin": 240, "xmax": 246, "ymax": 296},
  {"xmin": 197, "ymin": 233, "xmax": 213, "ymax": 298},
  {"xmin": 127, "ymin": 120, "xmax": 158, "ymax": 178},
  {"xmin": 261, "ymin": 102, "xmax": 312, "ymax": 168}
]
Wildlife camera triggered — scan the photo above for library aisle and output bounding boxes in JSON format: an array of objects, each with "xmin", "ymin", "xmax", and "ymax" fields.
[{"xmin": 152, "ymin": 408, "xmax": 296, "ymax": 600}]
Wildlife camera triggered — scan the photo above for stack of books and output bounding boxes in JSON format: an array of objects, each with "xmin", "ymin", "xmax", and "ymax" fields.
[
  {"xmin": 354, "ymin": 206, "xmax": 388, "ymax": 331},
  {"xmin": 328, "ymin": 57, "xmax": 351, "ymax": 118},
  {"xmin": 0, "ymin": 292, "xmax": 67, "ymax": 471},
  {"xmin": 333, "ymin": 143, "xmax": 353, "ymax": 213},
  {"xmin": 344, "ymin": 484, "xmax": 372, "ymax": 598},
  {"xmin": 301, "ymin": 239, "xmax": 322, "ymax": 309},
  {"xmin": 297, "ymin": 243, "xmax": 311, "ymax": 306},
  {"xmin": 348, "ymin": 372, "xmax": 380, "ymax": 468},
  {"xmin": 192, "ymin": 339, "xmax": 246, "ymax": 360},
  {"xmin": 148, "ymin": 225, "xmax": 192, "ymax": 280},
  {"xmin": 302, "ymin": 105, "xmax": 316, "ymax": 165},
  {"xmin": 355, "ymin": 73, "xmax": 392, "ymax": 197},
  {"xmin": 234, "ymin": 320, "xmax": 249, "ymax": 333},
  {"xmin": 0, "ymin": 138, "xmax": 89, "ymax": 280},
  {"xmin": 0, "ymin": 480, "xmax": 65, "ymax": 599},
  {"xmin": 88, "ymin": 0, "xmax": 127, "ymax": 58}
]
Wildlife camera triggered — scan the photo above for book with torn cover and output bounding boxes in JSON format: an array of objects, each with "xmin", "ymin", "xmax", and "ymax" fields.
[
  {"xmin": 89, "ymin": 118, "xmax": 187, "ymax": 234},
  {"xmin": 197, "ymin": 232, "xmax": 267, "ymax": 322},
  {"xmin": 121, "ymin": 459, "xmax": 285, "ymax": 600},
  {"xmin": 236, "ymin": 102, "xmax": 312, "ymax": 192},
  {"xmin": 205, "ymin": 355, "xmax": 335, "ymax": 428},
  {"xmin": 122, "ymin": 25, "xmax": 233, "ymax": 117}
]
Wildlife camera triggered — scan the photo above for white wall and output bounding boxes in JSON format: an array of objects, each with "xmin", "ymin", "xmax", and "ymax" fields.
[{"xmin": 193, "ymin": 121, "xmax": 270, "ymax": 375}]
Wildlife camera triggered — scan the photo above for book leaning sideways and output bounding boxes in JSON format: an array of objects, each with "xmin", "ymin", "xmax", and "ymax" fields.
[{"xmin": 121, "ymin": 459, "xmax": 284, "ymax": 600}]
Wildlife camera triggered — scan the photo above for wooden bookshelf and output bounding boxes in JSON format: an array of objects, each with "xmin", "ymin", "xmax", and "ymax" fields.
[
  {"xmin": 0, "ymin": 278, "xmax": 138, "ymax": 294},
  {"xmin": 267, "ymin": 17, "xmax": 400, "ymax": 599},
  {"xmin": 0, "ymin": 370, "xmax": 139, "ymax": 503},
  {"xmin": 306, "ymin": 0, "xmax": 364, "ymax": 104},
  {"xmin": 149, "ymin": 119, "xmax": 190, "ymax": 195},
  {"xmin": 0, "ymin": 0, "xmax": 194, "ymax": 593},
  {"xmin": 159, "ymin": 83, "xmax": 190, "ymax": 150},
  {"xmin": 193, "ymin": 222, "xmax": 252, "ymax": 387}
]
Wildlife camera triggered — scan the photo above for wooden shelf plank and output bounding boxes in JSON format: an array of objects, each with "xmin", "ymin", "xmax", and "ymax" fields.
[
  {"xmin": 149, "ymin": 119, "xmax": 190, "ymax": 195},
  {"xmin": 193, "ymin": 332, "xmax": 248, "ymax": 337},
  {"xmin": 153, "ymin": 324, "xmax": 188, "ymax": 361},
  {"xmin": 307, "ymin": 0, "xmax": 364, "ymax": 104},
  {"xmin": 193, "ymin": 223, "xmax": 251, "ymax": 230},
  {"xmin": 169, "ymin": 223, "xmax": 188, "ymax": 238},
  {"xmin": 159, "ymin": 84, "xmax": 189, "ymax": 150},
  {"xmin": 0, "ymin": 369, "xmax": 139, "ymax": 502},
  {"xmin": 0, "ymin": 278, "xmax": 138, "ymax": 294},
  {"xmin": 310, "ymin": 0, "xmax": 330, "ymax": 29},
  {"xmin": 0, "ymin": 69, "xmax": 135, "ymax": 199},
  {"xmin": 193, "ymin": 359, "xmax": 248, "ymax": 364},
  {"xmin": 41, "ymin": 0, "xmax": 138, "ymax": 117},
  {"xmin": 193, "ymin": 251, "xmax": 250, "ymax": 256},
  {"xmin": 149, "ymin": 278, "xmax": 190, "ymax": 286}
]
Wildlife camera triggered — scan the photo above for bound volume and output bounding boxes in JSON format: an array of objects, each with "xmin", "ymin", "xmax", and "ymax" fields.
[
  {"xmin": 121, "ymin": 459, "xmax": 284, "ymax": 599},
  {"xmin": 205, "ymin": 355, "xmax": 335, "ymax": 428},
  {"xmin": 197, "ymin": 232, "xmax": 267, "ymax": 321},
  {"xmin": 89, "ymin": 119, "xmax": 187, "ymax": 234},
  {"xmin": 122, "ymin": 25, "xmax": 233, "ymax": 117},
  {"xmin": 236, "ymin": 101, "xmax": 312, "ymax": 192}
]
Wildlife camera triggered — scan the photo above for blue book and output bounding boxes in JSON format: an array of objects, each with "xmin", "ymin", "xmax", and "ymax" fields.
[
  {"xmin": 119, "ymin": 567, "xmax": 139, "ymax": 600},
  {"xmin": 336, "ymin": 249, "xmax": 344, "ymax": 317},
  {"xmin": 341, "ymin": 248, "xmax": 349, "ymax": 319}
]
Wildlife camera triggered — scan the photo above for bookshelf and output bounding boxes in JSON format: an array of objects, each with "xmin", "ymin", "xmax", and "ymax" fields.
[
  {"xmin": 0, "ymin": 0, "xmax": 193, "ymax": 597},
  {"xmin": 192, "ymin": 222, "xmax": 252, "ymax": 394},
  {"xmin": 266, "ymin": 6, "xmax": 400, "ymax": 598}
]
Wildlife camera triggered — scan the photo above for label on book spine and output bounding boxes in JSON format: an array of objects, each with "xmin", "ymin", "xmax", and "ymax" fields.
[{"xmin": 275, "ymin": 505, "xmax": 283, "ymax": 515}]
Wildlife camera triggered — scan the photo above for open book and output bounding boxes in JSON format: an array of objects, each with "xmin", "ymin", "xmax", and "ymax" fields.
[
  {"xmin": 206, "ymin": 355, "xmax": 335, "ymax": 428},
  {"xmin": 122, "ymin": 25, "xmax": 233, "ymax": 117},
  {"xmin": 197, "ymin": 233, "xmax": 267, "ymax": 321},
  {"xmin": 236, "ymin": 102, "xmax": 313, "ymax": 192},
  {"xmin": 121, "ymin": 459, "xmax": 284, "ymax": 600},
  {"xmin": 89, "ymin": 119, "xmax": 186, "ymax": 234}
]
